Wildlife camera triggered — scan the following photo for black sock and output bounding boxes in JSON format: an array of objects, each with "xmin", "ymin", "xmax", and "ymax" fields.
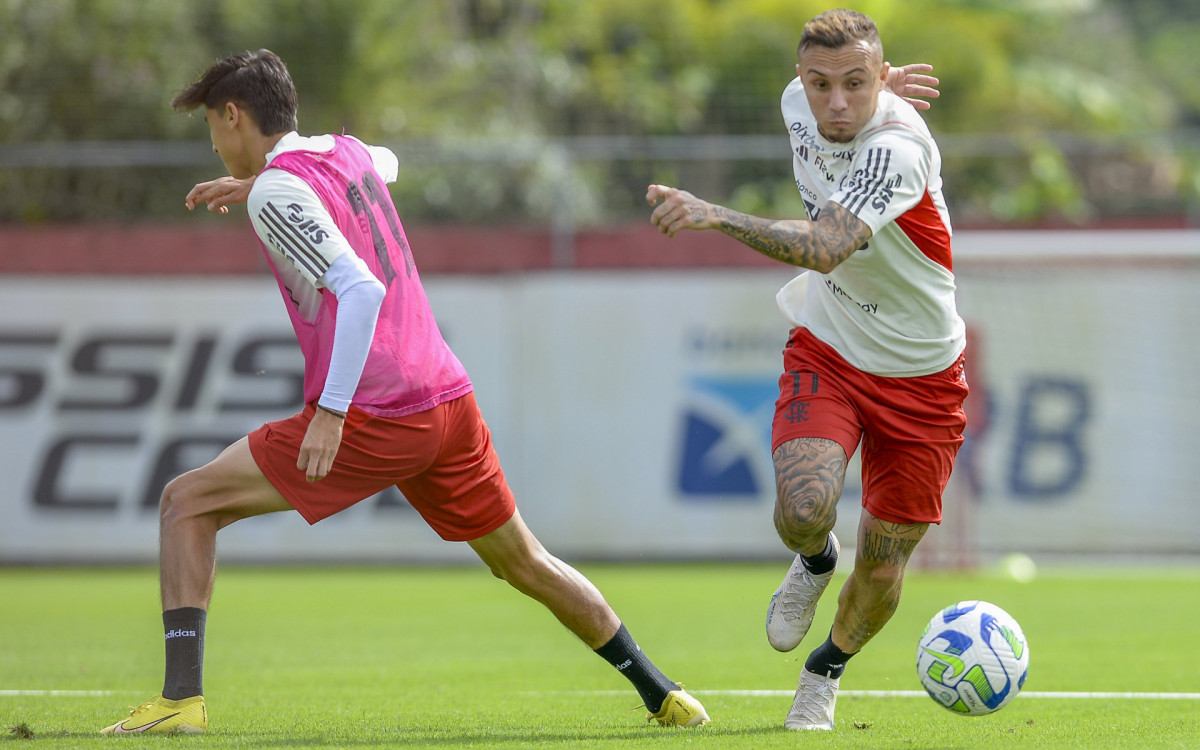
[
  {"xmin": 804, "ymin": 632, "xmax": 855, "ymax": 679},
  {"xmin": 801, "ymin": 533, "xmax": 838, "ymax": 576},
  {"xmin": 594, "ymin": 624, "xmax": 679, "ymax": 713},
  {"xmin": 162, "ymin": 607, "xmax": 206, "ymax": 700}
]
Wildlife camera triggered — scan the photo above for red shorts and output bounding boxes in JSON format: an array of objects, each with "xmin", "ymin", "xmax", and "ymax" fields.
[
  {"xmin": 771, "ymin": 327, "xmax": 968, "ymax": 525},
  {"xmin": 248, "ymin": 392, "xmax": 516, "ymax": 541}
]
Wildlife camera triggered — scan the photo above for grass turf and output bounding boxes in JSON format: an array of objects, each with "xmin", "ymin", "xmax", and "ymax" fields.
[{"xmin": 2, "ymin": 562, "xmax": 1198, "ymax": 748}]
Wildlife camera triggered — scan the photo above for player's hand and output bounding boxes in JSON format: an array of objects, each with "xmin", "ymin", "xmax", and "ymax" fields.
[
  {"xmin": 885, "ymin": 63, "xmax": 940, "ymax": 111},
  {"xmin": 297, "ymin": 406, "xmax": 345, "ymax": 482},
  {"xmin": 185, "ymin": 175, "xmax": 255, "ymax": 214},
  {"xmin": 647, "ymin": 184, "xmax": 715, "ymax": 237}
]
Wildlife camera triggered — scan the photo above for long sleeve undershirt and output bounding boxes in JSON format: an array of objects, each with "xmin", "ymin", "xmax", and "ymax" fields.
[{"xmin": 248, "ymin": 132, "xmax": 394, "ymax": 413}]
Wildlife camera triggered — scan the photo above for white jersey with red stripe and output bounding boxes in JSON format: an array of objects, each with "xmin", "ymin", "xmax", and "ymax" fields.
[{"xmin": 775, "ymin": 77, "xmax": 965, "ymax": 377}]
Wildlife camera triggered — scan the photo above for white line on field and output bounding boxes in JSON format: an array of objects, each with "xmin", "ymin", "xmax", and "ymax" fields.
[
  {"xmin": 536, "ymin": 690, "xmax": 1200, "ymax": 700},
  {"xmin": 0, "ymin": 690, "xmax": 123, "ymax": 697},
  {"xmin": 10, "ymin": 688, "xmax": 1200, "ymax": 701},
  {"xmin": 720, "ymin": 686, "xmax": 1200, "ymax": 700},
  {"xmin": 705, "ymin": 690, "xmax": 1200, "ymax": 700}
]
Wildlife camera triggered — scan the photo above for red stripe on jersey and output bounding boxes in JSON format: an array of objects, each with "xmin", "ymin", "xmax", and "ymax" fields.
[{"xmin": 894, "ymin": 189, "xmax": 952, "ymax": 271}]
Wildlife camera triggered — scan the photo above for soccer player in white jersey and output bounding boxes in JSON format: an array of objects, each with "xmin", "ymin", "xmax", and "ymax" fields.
[
  {"xmin": 647, "ymin": 9, "xmax": 963, "ymax": 732},
  {"xmin": 102, "ymin": 49, "xmax": 707, "ymax": 734}
]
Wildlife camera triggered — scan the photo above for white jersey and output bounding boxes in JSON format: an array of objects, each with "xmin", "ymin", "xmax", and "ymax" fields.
[{"xmin": 775, "ymin": 77, "xmax": 965, "ymax": 376}]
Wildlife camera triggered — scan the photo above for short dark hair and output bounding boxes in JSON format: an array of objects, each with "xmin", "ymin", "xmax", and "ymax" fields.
[
  {"xmin": 798, "ymin": 9, "xmax": 883, "ymax": 62},
  {"xmin": 172, "ymin": 49, "xmax": 298, "ymax": 135}
]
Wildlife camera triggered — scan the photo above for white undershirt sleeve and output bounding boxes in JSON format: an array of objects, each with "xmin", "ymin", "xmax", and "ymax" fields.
[
  {"xmin": 343, "ymin": 135, "xmax": 399, "ymax": 185},
  {"xmin": 315, "ymin": 252, "xmax": 386, "ymax": 413},
  {"xmin": 248, "ymin": 170, "xmax": 349, "ymax": 285}
]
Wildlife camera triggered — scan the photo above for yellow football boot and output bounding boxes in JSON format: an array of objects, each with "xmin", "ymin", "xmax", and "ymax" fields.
[
  {"xmin": 101, "ymin": 694, "xmax": 207, "ymax": 734},
  {"xmin": 649, "ymin": 688, "xmax": 710, "ymax": 727}
]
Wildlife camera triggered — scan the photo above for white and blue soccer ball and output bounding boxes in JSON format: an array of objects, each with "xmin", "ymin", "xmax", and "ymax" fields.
[{"xmin": 916, "ymin": 600, "xmax": 1030, "ymax": 716}]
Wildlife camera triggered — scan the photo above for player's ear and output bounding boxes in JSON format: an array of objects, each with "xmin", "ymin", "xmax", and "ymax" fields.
[{"xmin": 879, "ymin": 61, "xmax": 890, "ymax": 84}]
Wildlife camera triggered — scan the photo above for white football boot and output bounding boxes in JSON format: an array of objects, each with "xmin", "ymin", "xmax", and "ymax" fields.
[
  {"xmin": 785, "ymin": 668, "xmax": 839, "ymax": 731},
  {"xmin": 765, "ymin": 533, "xmax": 839, "ymax": 652}
]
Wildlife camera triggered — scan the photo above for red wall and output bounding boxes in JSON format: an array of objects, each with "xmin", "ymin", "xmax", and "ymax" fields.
[{"xmin": 0, "ymin": 223, "xmax": 779, "ymax": 275}]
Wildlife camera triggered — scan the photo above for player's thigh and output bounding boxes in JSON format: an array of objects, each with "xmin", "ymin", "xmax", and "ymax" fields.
[
  {"xmin": 771, "ymin": 327, "xmax": 864, "ymax": 457},
  {"xmin": 860, "ymin": 439, "xmax": 957, "ymax": 525},
  {"xmin": 859, "ymin": 354, "xmax": 967, "ymax": 524},
  {"xmin": 166, "ymin": 436, "xmax": 294, "ymax": 522},
  {"xmin": 398, "ymin": 393, "xmax": 516, "ymax": 542},
  {"xmin": 854, "ymin": 509, "xmax": 929, "ymax": 572},
  {"xmin": 770, "ymin": 329, "xmax": 861, "ymax": 521}
]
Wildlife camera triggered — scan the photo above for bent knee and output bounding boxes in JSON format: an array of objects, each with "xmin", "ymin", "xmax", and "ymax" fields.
[
  {"xmin": 158, "ymin": 470, "xmax": 228, "ymax": 527},
  {"xmin": 773, "ymin": 500, "xmax": 834, "ymax": 543},
  {"xmin": 486, "ymin": 549, "xmax": 555, "ymax": 594},
  {"xmin": 483, "ymin": 564, "xmax": 506, "ymax": 581},
  {"xmin": 159, "ymin": 474, "xmax": 192, "ymax": 520}
]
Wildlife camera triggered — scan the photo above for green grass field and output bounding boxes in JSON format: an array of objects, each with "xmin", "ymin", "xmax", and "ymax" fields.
[{"xmin": 2, "ymin": 562, "xmax": 1198, "ymax": 749}]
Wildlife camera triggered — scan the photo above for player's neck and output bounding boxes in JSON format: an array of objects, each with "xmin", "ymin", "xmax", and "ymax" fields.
[{"xmin": 250, "ymin": 131, "xmax": 289, "ymax": 174}]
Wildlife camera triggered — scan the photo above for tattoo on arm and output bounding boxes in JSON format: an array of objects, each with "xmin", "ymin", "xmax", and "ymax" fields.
[{"xmin": 712, "ymin": 202, "xmax": 871, "ymax": 272}]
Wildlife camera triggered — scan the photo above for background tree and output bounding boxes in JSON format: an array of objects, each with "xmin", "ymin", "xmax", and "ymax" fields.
[{"xmin": 0, "ymin": 0, "xmax": 1195, "ymax": 226}]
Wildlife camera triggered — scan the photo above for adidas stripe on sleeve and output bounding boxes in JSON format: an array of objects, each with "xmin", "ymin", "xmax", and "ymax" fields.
[
  {"xmin": 829, "ymin": 133, "xmax": 930, "ymax": 235},
  {"xmin": 248, "ymin": 170, "xmax": 350, "ymax": 287}
]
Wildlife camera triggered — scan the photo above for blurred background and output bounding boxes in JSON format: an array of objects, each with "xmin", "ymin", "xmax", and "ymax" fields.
[{"xmin": 1, "ymin": 0, "xmax": 1197, "ymax": 567}]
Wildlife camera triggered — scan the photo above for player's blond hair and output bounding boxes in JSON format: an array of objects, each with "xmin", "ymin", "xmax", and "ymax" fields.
[{"xmin": 798, "ymin": 9, "xmax": 883, "ymax": 64}]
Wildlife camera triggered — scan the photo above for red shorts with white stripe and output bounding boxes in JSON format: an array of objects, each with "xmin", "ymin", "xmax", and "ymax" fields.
[
  {"xmin": 249, "ymin": 391, "xmax": 515, "ymax": 541},
  {"xmin": 770, "ymin": 327, "xmax": 968, "ymax": 525}
]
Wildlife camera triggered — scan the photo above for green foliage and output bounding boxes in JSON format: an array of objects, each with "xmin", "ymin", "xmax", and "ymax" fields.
[
  {"xmin": 0, "ymin": 0, "xmax": 207, "ymax": 141},
  {"xmin": 0, "ymin": 0, "xmax": 1194, "ymax": 225}
]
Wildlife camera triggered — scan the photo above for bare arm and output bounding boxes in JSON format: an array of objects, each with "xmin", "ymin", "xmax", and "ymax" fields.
[{"xmin": 646, "ymin": 184, "xmax": 871, "ymax": 273}]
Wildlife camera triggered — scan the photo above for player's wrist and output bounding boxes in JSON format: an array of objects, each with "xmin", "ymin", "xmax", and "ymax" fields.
[{"xmin": 316, "ymin": 403, "xmax": 347, "ymax": 419}]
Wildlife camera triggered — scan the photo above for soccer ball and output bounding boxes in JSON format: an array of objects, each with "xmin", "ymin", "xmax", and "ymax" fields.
[{"xmin": 916, "ymin": 600, "xmax": 1029, "ymax": 716}]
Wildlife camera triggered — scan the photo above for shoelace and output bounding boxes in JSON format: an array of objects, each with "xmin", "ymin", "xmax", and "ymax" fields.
[
  {"xmin": 792, "ymin": 677, "xmax": 837, "ymax": 722},
  {"xmin": 126, "ymin": 699, "xmax": 158, "ymax": 717},
  {"xmin": 776, "ymin": 566, "xmax": 825, "ymax": 620}
]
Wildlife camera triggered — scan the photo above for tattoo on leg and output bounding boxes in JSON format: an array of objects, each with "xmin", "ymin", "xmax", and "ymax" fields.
[
  {"xmin": 772, "ymin": 439, "xmax": 847, "ymax": 553},
  {"xmin": 843, "ymin": 599, "xmax": 873, "ymax": 645},
  {"xmin": 834, "ymin": 518, "xmax": 928, "ymax": 651},
  {"xmin": 860, "ymin": 522, "xmax": 926, "ymax": 566},
  {"xmin": 841, "ymin": 593, "xmax": 901, "ymax": 647}
]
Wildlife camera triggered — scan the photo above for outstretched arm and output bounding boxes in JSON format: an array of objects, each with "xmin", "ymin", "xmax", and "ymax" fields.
[
  {"xmin": 885, "ymin": 63, "xmax": 940, "ymax": 111},
  {"xmin": 185, "ymin": 175, "xmax": 256, "ymax": 214},
  {"xmin": 646, "ymin": 184, "xmax": 870, "ymax": 274}
]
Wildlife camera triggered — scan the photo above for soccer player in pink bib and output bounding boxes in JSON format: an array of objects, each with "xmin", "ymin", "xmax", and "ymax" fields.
[
  {"xmin": 647, "ymin": 9, "xmax": 962, "ymax": 732},
  {"xmin": 102, "ymin": 49, "xmax": 707, "ymax": 734}
]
